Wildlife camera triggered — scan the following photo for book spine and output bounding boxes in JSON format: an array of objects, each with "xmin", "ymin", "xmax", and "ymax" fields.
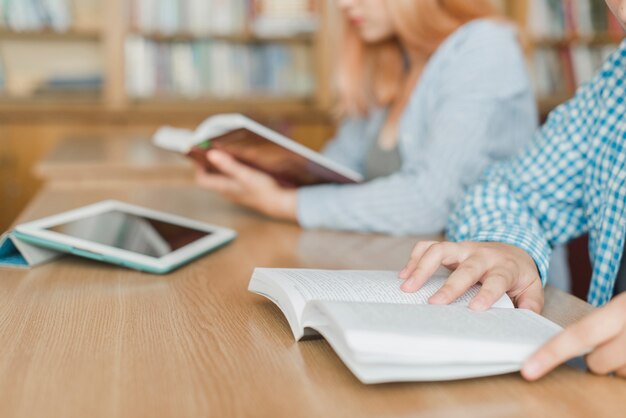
[{"xmin": 3, "ymin": 0, "xmax": 75, "ymax": 31}]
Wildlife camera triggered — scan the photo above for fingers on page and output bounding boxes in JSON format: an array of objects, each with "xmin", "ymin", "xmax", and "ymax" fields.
[
  {"xmin": 399, "ymin": 241, "xmax": 439, "ymax": 279},
  {"xmin": 467, "ymin": 268, "xmax": 513, "ymax": 311},
  {"xmin": 400, "ymin": 242, "xmax": 460, "ymax": 293},
  {"xmin": 429, "ymin": 259, "xmax": 488, "ymax": 305}
]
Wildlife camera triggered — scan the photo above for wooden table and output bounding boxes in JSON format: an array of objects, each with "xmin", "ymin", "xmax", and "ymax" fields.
[
  {"xmin": 1, "ymin": 185, "xmax": 623, "ymax": 418},
  {"xmin": 34, "ymin": 135, "xmax": 194, "ymax": 187}
]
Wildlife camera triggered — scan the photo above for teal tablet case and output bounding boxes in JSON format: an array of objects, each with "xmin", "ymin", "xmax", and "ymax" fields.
[
  {"xmin": 0, "ymin": 231, "xmax": 62, "ymax": 268},
  {"xmin": 1, "ymin": 230, "xmax": 236, "ymax": 274}
]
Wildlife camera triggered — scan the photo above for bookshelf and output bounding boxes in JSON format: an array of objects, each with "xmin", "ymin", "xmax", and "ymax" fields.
[
  {"xmin": 503, "ymin": 0, "xmax": 623, "ymax": 116},
  {"xmin": 0, "ymin": 0, "xmax": 334, "ymax": 120},
  {"xmin": 0, "ymin": 0, "xmax": 337, "ymax": 233},
  {"xmin": 1, "ymin": 0, "xmax": 620, "ymax": 120}
]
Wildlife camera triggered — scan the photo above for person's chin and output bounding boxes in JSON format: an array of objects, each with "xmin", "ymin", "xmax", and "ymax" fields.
[{"xmin": 359, "ymin": 30, "xmax": 391, "ymax": 44}]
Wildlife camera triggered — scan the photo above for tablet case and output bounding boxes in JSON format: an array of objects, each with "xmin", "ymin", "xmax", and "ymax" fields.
[{"xmin": 0, "ymin": 231, "xmax": 61, "ymax": 268}]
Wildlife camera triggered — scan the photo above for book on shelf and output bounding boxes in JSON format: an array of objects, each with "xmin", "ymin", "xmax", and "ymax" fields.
[
  {"xmin": 526, "ymin": 0, "xmax": 623, "ymax": 38},
  {"xmin": 34, "ymin": 73, "xmax": 103, "ymax": 98},
  {"xmin": 0, "ymin": 0, "xmax": 72, "ymax": 32},
  {"xmin": 153, "ymin": 113, "xmax": 363, "ymax": 187},
  {"xmin": 128, "ymin": 0, "xmax": 318, "ymax": 37},
  {"xmin": 125, "ymin": 36, "xmax": 314, "ymax": 99},
  {"xmin": 248, "ymin": 268, "xmax": 562, "ymax": 383},
  {"xmin": 525, "ymin": 0, "xmax": 622, "ymax": 100},
  {"xmin": 531, "ymin": 44, "xmax": 614, "ymax": 98}
]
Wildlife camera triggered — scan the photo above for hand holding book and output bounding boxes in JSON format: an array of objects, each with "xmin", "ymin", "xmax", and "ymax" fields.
[
  {"xmin": 154, "ymin": 114, "xmax": 362, "ymax": 187},
  {"xmin": 154, "ymin": 113, "xmax": 363, "ymax": 221},
  {"xmin": 193, "ymin": 150, "xmax": 297, "ymax": 221}
]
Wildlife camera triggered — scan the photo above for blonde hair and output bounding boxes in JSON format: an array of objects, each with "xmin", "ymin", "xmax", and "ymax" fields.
[{"xmin": 336, "ymin": 0, "xmax": 503, "ymax": 116}]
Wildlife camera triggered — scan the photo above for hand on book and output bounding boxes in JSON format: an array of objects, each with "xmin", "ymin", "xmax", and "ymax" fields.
[
  {"xmin": 194, "ymin": 150, "xmax": 298, "ymax": 222},
  {"xmin": 398, "ymin": 241, "xmax": 544, "ymax": 313},
  {"xmin": 522, "ymin": 292, "xmax": 626, "ymax": 381}
]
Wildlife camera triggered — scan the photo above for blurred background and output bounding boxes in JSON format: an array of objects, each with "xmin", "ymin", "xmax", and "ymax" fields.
[{"xmin": 0, "ymin": 0, "xmax": 622, "ymax": 234}]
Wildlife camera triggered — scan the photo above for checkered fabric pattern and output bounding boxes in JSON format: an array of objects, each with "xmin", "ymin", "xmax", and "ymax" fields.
[{"xmin": 447, "ymin": 40, "xmax": 626, "ymax": 307}]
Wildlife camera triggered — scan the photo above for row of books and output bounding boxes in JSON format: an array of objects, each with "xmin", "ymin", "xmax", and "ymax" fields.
[
  {"xmin": 125, "ymin": 36, "xmax": 314, "ymax": 99},
  {"xmin": 531, "ymin": 45, "xmax": 614, "ymax": 97},
  {"xmin": 0, "ymin": 0, "xmax": 71, "ymax": 32},
  {"xmin": 128, "ymin": 0, "xmax": 318, "ymax": 37},
  {"xmin": 527, "ymin": 0, "xmax": 623, "ymax": 38},
  {"xmin": 0, "ymin": 0, "xmax": 100, "ymax": 32}
]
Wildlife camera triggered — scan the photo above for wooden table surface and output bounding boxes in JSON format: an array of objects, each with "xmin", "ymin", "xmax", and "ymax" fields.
[
  {"xmin": 34, "ymin": 136, "xmax": 194, "ymax": 187},
  {"xmin": 1, "ymin": 185, "xmax": 624, "ymax": 418}
]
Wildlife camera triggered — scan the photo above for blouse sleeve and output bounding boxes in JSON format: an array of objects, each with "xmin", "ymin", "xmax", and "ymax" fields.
[{"xmin": 297, "ymin": 21, "xmax": 538, "ymax": 236}]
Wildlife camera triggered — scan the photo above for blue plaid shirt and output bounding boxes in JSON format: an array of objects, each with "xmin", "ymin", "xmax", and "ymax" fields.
[{"xmin": 448, "ymin": 40, "xmax": 626, "ymax": 307}]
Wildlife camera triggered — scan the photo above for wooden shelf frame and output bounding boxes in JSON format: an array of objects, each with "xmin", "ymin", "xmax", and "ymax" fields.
[
  {"xmin": 128, "ymin": 31, "xmax": 315, "ymax": 44},
  {"xmin": 532, "ymin": 33, "xmax": 623, "ymax": 48},
  {"xmin": 0, "ymin": 28, "xmax": 101, "ymax": 41},
  {"xmin": 0, "ymin": 0, "xmax": 335, "ymax": 118}
]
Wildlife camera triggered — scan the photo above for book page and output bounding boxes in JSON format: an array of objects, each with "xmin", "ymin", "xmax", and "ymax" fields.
[
  {"xmin": 321, "ymin": 302, "xmax": 560, "ymax": 346},
  {"xmin": 309, "ymin": 302, "xmax": 561, "ymax": 366},
  {"xmin": 255, "ymin": 269, "xmax": 513, "ymax": 309}
]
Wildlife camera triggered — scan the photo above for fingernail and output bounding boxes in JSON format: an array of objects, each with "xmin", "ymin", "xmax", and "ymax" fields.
[
  {"xmin": 429, "ymin": 293, "xmax": 446, "ymax": 304},
  {"xmin": 522, "ymin": 360, "xmax": 542, "ymax": 380},
  {"xmin": 470, "ymin": 298, "xmax": 488, "ymax": 311},
  {"xmin": 400, "ymin": 279, "xmax": 414, "ymax": 292}
]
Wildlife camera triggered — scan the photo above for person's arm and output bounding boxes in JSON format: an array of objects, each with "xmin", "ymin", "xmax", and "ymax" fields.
[
  {"xmin": 400, "ymin": 41, "xmax": 615, "ymax": 310},
  {"xmin": 191, "ymin": 116, "xmax": 370, "ymax": 222},
  {"xmin": 298, "ymin": 22, "xmax": 536, "ymax": 235}
]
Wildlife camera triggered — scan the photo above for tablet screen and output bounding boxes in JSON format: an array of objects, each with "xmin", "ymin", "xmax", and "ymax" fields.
[{"xmin": 46, "ymin": 210, "xmax": 211, "ymax": 258}]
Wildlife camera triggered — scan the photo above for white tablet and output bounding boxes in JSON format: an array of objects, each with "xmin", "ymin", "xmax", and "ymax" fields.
[{"xmin": 13, "ymin": 200, "xmax": 237, "ymax": 274}]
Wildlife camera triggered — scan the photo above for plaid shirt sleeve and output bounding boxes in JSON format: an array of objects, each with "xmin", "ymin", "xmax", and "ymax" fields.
[{"xmin": 446, "ymin": 59, "xmax": 611, "ymax": 283}]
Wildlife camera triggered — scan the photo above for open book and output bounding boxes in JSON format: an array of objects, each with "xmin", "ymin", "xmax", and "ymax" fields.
[
  {"xmin": 249, "ymin": 268, "xmax": 562, "ymax": 383},
  {"xmin": 153, "ymin": 113, "xmax": 363, "ymax": 187}
]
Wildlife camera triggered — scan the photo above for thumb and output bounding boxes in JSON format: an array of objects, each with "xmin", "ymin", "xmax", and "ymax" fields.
[{"xmin": 515, "ymin": 280, "xmax": 545, "ymax": 314}]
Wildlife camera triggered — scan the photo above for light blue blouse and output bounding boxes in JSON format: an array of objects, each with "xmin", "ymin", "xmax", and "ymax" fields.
[{"xmin": 296, "ymin": 19, "xmax": 538, "ymax": 236}]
